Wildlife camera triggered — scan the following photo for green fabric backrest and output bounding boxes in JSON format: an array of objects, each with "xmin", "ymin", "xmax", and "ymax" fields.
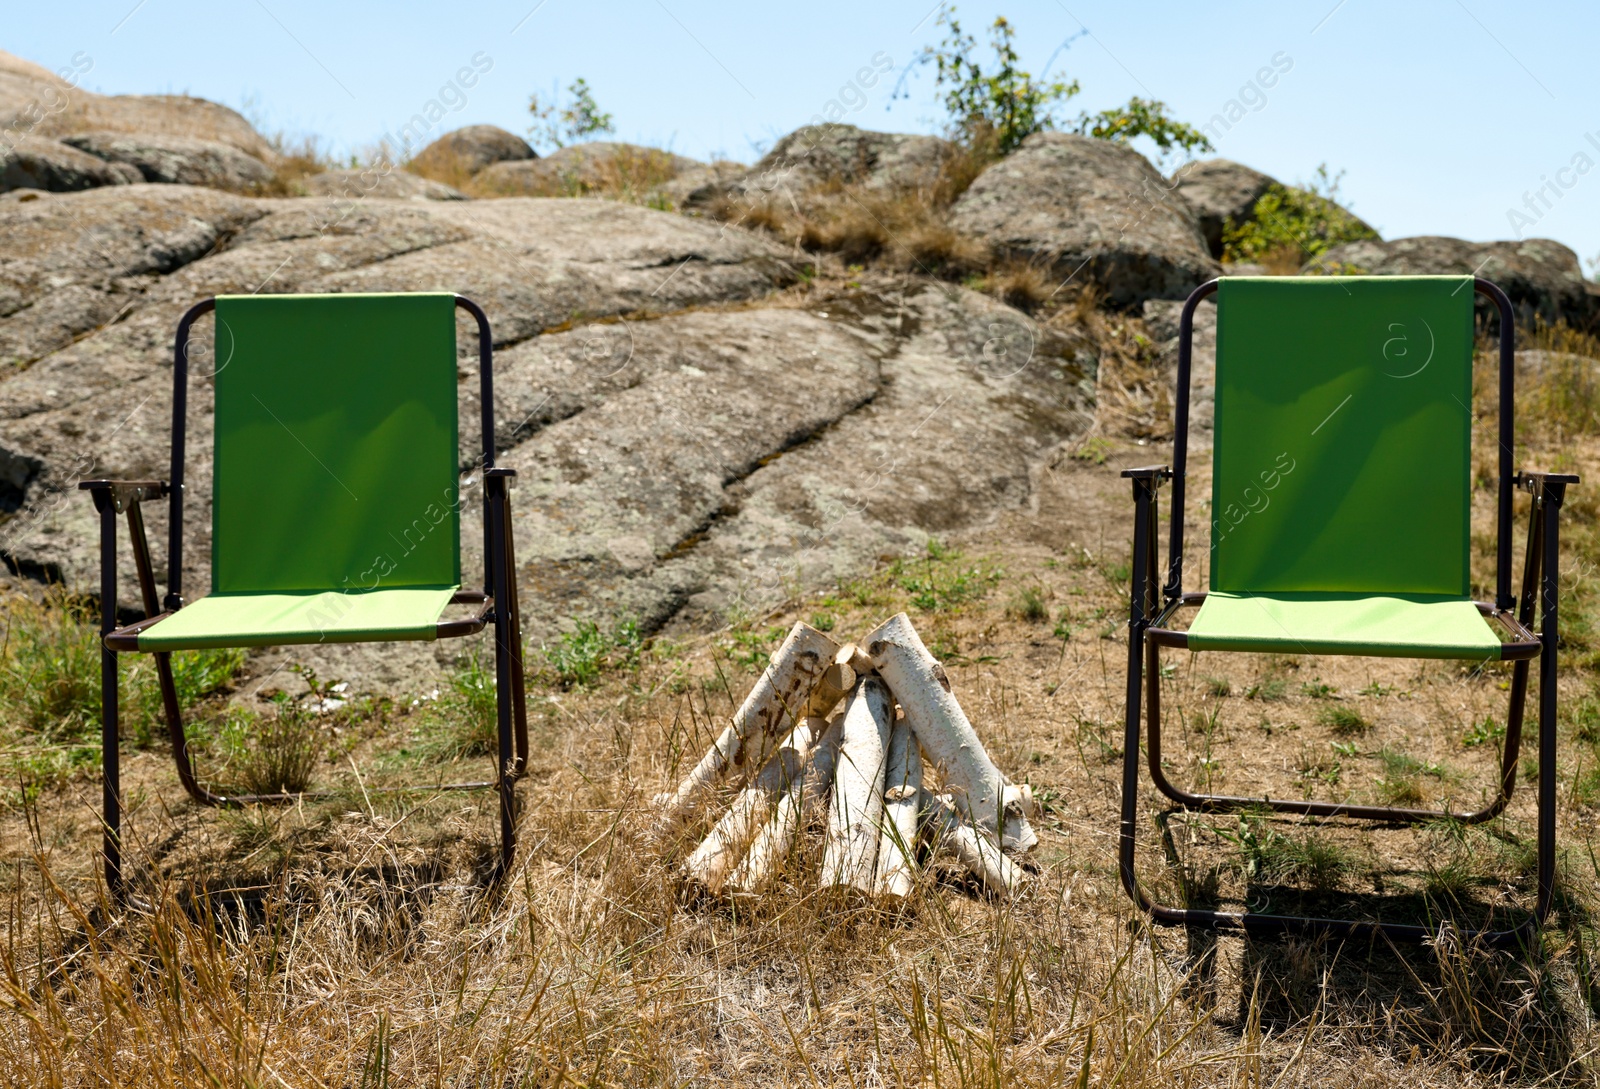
[
  {"xmin": 1210, "ymin": 276, "xmax": 1475, "ymax": 595},
  {"xmin": 211, "ymin": 293, "xmax": 460, "ymax": 594}
]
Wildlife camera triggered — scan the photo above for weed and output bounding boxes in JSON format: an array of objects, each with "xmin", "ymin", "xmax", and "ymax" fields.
[
  {"xmin": 418, "ymin": 651, "xmax": 499, "ymax": 761},
  {"xmin": 892, "ymin": 541, "xmax": 1002, "ymax": 612},
  {"xmin": 544, "ymin": 618, "xmax": 644, "ymax": 687},
  {"xmin": 1071, "ymin": 436, "xmax": 1113, "ymax": 465},
  {"xmin": 1375, "ymin": 746, "xmax": 1444, "ymax": 806},
  {"xmin": 1074, "ymin": 718, "xmax": 1122, "ymax": 764},
  {"xmin": 1295, "ymin": 745, "xmax": 1341, "ymax": 788},
  {"xmin": 0, "ymin": 592, "xmax": 242, "ymax": 804},
  {"xmin": 1245, "ymin": 677, "xmax": 1288, "ymax": 702},
  {"xmin": 1319, "ymin": 705, "xmax": 1368, "ymax": 736},
  {"xmin": 1300, "ymin": 681, "xmax": 1336, "ymax": 699},
  {"xmin": 1205, "ymin": 676, "xmax": 1232, "ymax": 698},
  {"xmin": 1007, "ymin": 587, "xmax": 1048, "ymax": 623},
  {"xmin": 1462, "ymin": 716, "xmax": 1507, "ymax": 749},
  {"xmin": 1216, "ymin": 814, "xmax": 1354, "ymax": 890},
  {"xmin": 809, "ymin": 612, "xmax": 837, "ymax": 633},
  {"xmin": 203, "ymin": 700, "xmax": 325, "ymax": 796}
]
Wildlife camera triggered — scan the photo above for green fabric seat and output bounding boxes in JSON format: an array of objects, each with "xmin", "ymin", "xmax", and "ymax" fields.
[
  {"xmin": 1190, "ymin": 275, "xmax": 1487, "ymax": 660},
  {"xmin": 138, "ymin": 587, "xmax": 457, "ymax": 650},
  {"xmin": 1187, "ymin": 591, "xmax": 1500, "ymax": 659},
  {"xmin": 137, "ymin": 292, "xmax": 462, "ymax": 652}
]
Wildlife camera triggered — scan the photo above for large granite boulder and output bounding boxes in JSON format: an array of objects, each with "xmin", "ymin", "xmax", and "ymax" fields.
[
  {"xmin": 300, "ymin": 168, "xmax": 467, "ymax": 202},
  {"xmin": 477, "ymin": 142, "xmax": 701, "ymax": 198},
  {"xmin": 1170, "ymin": 158, "xmax": 1276, "ymax": 258},
  {"xmin": 681, "ymin": 124, "xmax": 951, "ymax": 209},
  {"xmin": 0, "ymin": 51, "xmax": 275, "ymax": 162},
  {"xmin": 410, "ymin": 124, "xmax": 535, "ymax": 177},
  {"xmin": 1, "ymin": 137, "xmax": 142, "ymax": 193},
  {"xmin": 950, "ymin": 132, "xmax": 1220, "ymax": 307},
  {"xmin": 61, "ymin": 131, "xmax": 275, "ymax": 192},
  {"xmin": 0, "ymin": 187, "xmax": 797, "ymax": 602},
  {"xmin": 0, "ymin": 181, "xmax": 1096, "ymax": 697},
  {"xmin": 1311, "ymin": 236, "xmax": 1598, "ymax": 328}
]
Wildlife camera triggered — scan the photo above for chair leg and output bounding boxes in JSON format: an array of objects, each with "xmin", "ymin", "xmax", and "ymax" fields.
[
  {"xmin": 1532, "ymin": 487, "xmax": 1563, "ymax": 931},
  {"xmin": 96, "ymin": 498, "xmax": 122, "ymax": 900},
  {"xmin": 488, "ymin": 482, "xmax": 518, "ymax": 878},
  {"xmin": 1119, "ymin": 474, "xmax": 1156, "ymax": 913}
]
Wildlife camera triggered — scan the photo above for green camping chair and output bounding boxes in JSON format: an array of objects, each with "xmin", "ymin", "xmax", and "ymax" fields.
[
  {"xmin": 81, "ymin": 293, "xmax": 528, "ymax": 897},
  {"xmin": 1119, "ymin": 275, "xmax": 1576, "ymax": 947}
]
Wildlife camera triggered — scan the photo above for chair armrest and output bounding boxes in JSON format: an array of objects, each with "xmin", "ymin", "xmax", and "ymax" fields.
[
  {"xmin": 484, "ymin": 466, "xmax": 516, "ymax": 497},
  {"xmin": 78, "ymin": 479, "xmax": 167, "ymax": 512},
  {"xmin": 1515, "ymin": 470, "xmax": 1581, "ymax": 491},
  {"xmin": 1119, "ymin": 465, "xmax": 1172, "ymax": 481}
]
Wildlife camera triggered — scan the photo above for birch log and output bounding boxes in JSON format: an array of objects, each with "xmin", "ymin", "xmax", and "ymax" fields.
[
  {"xmin": 804, "ymin": 655, "xmax": 857, "ymax": 718},
  {"xmin": 683, "ymin": 716, "xmax": 821, "ymax": 893},
  {"xmin": 924, "ymin": 792, "xmax": 1027, "ymax": 897},
  {"xmin": 820, "ymin": 677, "xmax": 893, "ymax": 893},
  {"xmin": 727, "ymin": 715, "xmax": 842, "ymax": 896},
  {"xmin": 866, "ymin": 613, "xmax": 1004, "ymax": 839},
  {"xmin": 875, "ymin": 717, "xmax": 924, "ymax": 899},
  {"xmin": 838, "ymin": 643, "xmax": 875, "ymax": 679},
  {"xmin": 654, "ymin": 622, "xmax": 837, "ymax": 836},
  {"xmin": 1002, "ymin": 782, "xmax": 1039, "ymax": 853}
]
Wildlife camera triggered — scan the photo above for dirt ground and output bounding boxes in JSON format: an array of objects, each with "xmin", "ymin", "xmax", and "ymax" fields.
[{"xmin": 2, "ymin": 417, "xmax": 1599, "ymax": 1086}]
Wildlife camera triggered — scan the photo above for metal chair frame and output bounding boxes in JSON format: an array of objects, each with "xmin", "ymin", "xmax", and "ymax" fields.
[
  {"xmin": 82, "ymin": 295, "xmax": 528, "ymax": 898},
  {"xmin": 1118, "ymin": 277, "xmax": 1576, "ymax": 947}
]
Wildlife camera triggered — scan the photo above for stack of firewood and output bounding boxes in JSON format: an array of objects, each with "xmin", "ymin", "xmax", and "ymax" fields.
[{"xmin": 653, "ymin": 614, "xmax": 1037, "ymax": 901}]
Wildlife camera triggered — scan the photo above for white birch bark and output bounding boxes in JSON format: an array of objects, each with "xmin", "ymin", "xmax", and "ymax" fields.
[
  {"xmin": 820, "ymin": 677, "xmax": 893, "ymax": 893},
  {"xmin": 727, "ymin": 715, "xmax": 841, "ymax": 895},
  {"xmin": 866, "ymin": 613, "xmax": 1004, "ymax": 839},
  {"xmin": 875, "ymin": 716, "xmax": 924, "ymax": 899},
  {"xmin": 653, "ymin": 622, "xmax": 837, "ymax": 836}
]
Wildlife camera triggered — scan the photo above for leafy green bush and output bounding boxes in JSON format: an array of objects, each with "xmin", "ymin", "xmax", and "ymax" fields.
[
  {"xmin": 1222, "ymin": 164, "xmax": 1378, "ymax": 267},
  {"xmin": 527, "ymin": 77, "xmax": 614, "ymax": 151},
  {"xmin": 923, "ymin": 8, "xmax": 1211, "ymax": 159}
]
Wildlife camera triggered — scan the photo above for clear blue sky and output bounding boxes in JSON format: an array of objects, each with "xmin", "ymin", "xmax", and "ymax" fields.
[{"xmin": 9, "ymin": 0, "xmax": 1598, "ymax": 267}]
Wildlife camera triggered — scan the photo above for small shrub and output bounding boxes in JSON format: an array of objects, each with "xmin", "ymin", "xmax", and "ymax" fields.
[
  {"xmin": 207, "ymin": 701, "xmax": 324, "ymax": 796},
  {"xmin": 1223, "ymin": 165, "xmax": 1378, "ymax": 267},
  {"xmin": 989, "ymin": 263, "xmax": 1052, "ymax": 311},
  {"xmin": 527, "ymin": 77, "xmax": 614, "ymax": 151}
]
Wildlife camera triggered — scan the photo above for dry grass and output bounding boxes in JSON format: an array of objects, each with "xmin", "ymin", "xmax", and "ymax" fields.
[
  {"xmin": 6, "ymin": 342, "xmax": 1600, "ymax": 1083},
  {"xmin": 704, "ymin": 140, "xmax": 997, "ymax": 286}
]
